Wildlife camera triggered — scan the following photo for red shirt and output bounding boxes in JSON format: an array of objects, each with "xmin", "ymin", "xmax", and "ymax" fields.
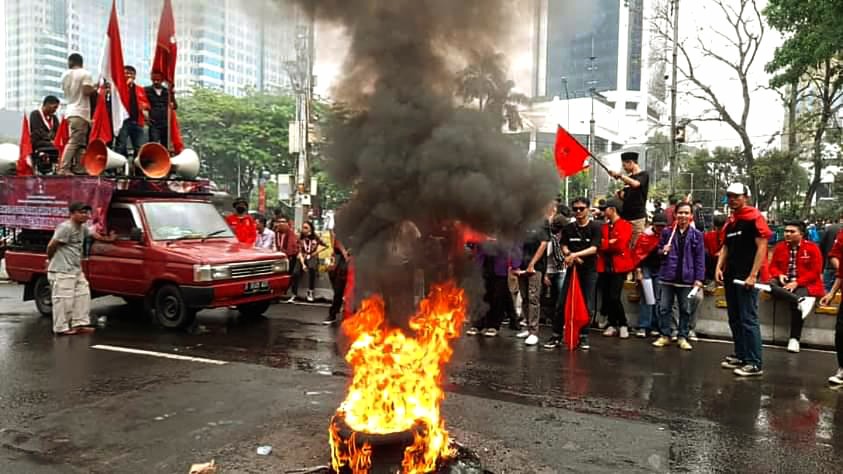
[
  {"xmin": 769, "ymin": 240, "xmax": 825, "ymax": 297},
  {"xmin": 225, "ymin": 213, "xmax": 257, "ymax": 246},
  {"xmin": 597, "ymin": 218, "xmax": 634, "ymax": 273},
  {"xmin": 275, "ymin": 228, "xmax": 299, "ymax": 256},
  {"xmin": 703, "ymin": 230, "xmax": 723, "ymax": 257}
]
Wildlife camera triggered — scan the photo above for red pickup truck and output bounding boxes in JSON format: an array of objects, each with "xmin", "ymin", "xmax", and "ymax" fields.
[{"xmin": 1, "ymin": 177, "xmax": 290, "ymax": 328}]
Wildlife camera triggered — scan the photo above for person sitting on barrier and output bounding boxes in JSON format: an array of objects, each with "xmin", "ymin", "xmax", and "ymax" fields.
[
  {"xmin": 29, "ymin": 96, "xmax": 61, "ymax": 175},
  {"xmin": 768, "ymin": 221, "xmax": 823, "ymax": 354}
]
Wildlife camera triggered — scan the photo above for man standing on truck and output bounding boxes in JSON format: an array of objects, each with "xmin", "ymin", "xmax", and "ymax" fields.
[
  {"xmin": 29, "ymin": 96, "xmax": 61, "ymax": 173},
  {"xmin": 225, "ymin": 197, "xmax": 257, "ymax": 246},
  {"xmin": 59, "ymin": 54, "xmax": 96, "ymax": 175},
  {"xmin": 47, "ymin": 202, "xmax": 116, "ymax": 335}
]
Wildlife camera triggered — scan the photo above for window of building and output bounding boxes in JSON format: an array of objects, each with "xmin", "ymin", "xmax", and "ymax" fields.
[{"xmin": 625, "ymin": 101, "xmax": 638, "ymax": 110}]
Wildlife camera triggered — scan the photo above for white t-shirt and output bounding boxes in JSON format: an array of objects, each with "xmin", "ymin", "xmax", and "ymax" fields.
[{"xmin": 61, "ymin": 68, "xmax": 95, "ymax": 120}]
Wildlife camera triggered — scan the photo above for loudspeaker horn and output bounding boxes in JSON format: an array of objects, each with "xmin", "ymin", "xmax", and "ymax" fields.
[
  {"xmin": 170, "ymin": 148, "xmax": 200, "ymax": 179},
  {"xmin": 83, "ymin": 140, "xmax": 128, "ymax": 176},
  {"xmin": 134, "ymin": 142, "xmax": 171, "ymax": 178},
  {"xmin": 0, "ymin": 143, "xmax": 19, "ymax": 175}
]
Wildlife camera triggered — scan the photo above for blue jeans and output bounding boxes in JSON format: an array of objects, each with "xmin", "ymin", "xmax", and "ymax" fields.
[
  {"xmin": 115, "ymin": 119, "xmax": 147, "ymax": 157},
  {"xmin": 659, "ymin": 283, "xmax": 693, "ymax": 338},
  {"xmin": 824, "ymin": 267, "xmax": 837, "ymax": 293},
  {"xmin": 725, "ymin": 281, "xmax": 762, "ymax": 367},
  {"xmin": 553, "ymin": 266, "xmax": 598, "ymax": 336},
  {"xmin": 638, "ymin": 268, "xmax": 660, "ymax": 331}
]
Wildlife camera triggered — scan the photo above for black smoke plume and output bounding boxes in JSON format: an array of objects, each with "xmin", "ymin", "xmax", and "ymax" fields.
[{"xmin": 289, "ymin": 0, "xmax": 559, "ymax": 324}]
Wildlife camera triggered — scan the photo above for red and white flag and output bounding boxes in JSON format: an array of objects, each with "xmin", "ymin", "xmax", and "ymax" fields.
[
  {"xmin": 16, "ymin": 115, "xmax": 33, "ymax": 176},
  {"xmin": 98, "ymin": 0, "xmax": 130, "ymax": 137}
]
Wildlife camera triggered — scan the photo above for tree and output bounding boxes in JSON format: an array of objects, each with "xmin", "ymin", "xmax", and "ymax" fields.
[
  {"xmin": 765, "ymin": 0, "xmax": 843, "ymax": 213},
  {"xmin": 176, "ymin": 89, "xmax": 297, "ymax": 198},
  {"xmin": 455, "ymin": 51, "xmax": 530, "ymax": 131},
  {"xmin": 652, "ymin": 0, "xmax": 766, "ymax": 198}
]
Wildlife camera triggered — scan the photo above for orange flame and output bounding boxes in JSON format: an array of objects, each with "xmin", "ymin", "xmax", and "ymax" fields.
[{"xmin": 329, "ymin": 281, "xmax": 466, "ymax": 474}]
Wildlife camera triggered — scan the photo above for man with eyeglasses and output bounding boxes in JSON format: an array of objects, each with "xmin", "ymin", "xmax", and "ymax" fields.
[
  {"xmin": 715, "ymin": 183, "xmax": 772, "ymax": 377},
  {"xmin": 767, "ymin": 221, "xmax": 823, "ymax": 353},
  {"xmin": 545, "ymin": 197, "xmax": 601, "ymax": 350}
]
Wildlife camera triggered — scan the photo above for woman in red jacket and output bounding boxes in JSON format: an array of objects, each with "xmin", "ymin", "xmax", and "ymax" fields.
[
  {"xmin": 598, "ymin": 198, "xmax": 635, "ymax": 339},
  {"xmin": 768, "ymin": 220, "xmax": 824, "ymax": 353}
]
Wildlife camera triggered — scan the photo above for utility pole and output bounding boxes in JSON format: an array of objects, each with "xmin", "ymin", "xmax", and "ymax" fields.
[
  {"xmin": 286, "ymin": 7, "xmax": 314, "ymax": 231},
  {"xmin": 587, "ymin": 37, "xmax": 598, "ymax": 203},
  {"xmin": 561, "ymin": 76, "xmax": 570, "ymax": 203},
  {"xmin": 669, "ymin": 0, "xmax": 680, "ymax": 196}
]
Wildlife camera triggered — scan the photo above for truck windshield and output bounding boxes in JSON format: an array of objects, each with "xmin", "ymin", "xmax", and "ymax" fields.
[{"xmin": 143, "ymin": 202, "xmax": 235, "ymax": 241}]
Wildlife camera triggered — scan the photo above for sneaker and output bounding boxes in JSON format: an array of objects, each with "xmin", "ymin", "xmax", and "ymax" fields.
[
  {"xmin": 597, "ymin": 316, "xmax": 608, "ymax": 329},
  {"xmin": 520, "ymin": 319, "xmax": 527, "ymax": 327},
  {"xmin": 828, "ymin": 369, "xmax": 843, "ymax": 387},
  {"xmin": 466, "ymin": 327, "xmax": 480, "ymax": 336},
  {"xmin": 635, "ymin": 329, "xmax": 647, "ymax": 338},
  {"xmin": 323, "ymin": 315, "xmax": 338, "ymax": 325},
  {"xmin": 603, "ymin": 326, "xmax": 618, "ymax": 337},
  {"xmin": 516, "ymin": 330, "xmax": 530, "ymax": 338},
  {"xmin": 678, "ymin": 338, "xmax": 693, "ymax": 351},
  {"xmin": 619, "ymin": 326, "xmax": 630, "ymax": 339},
  {"xmin": 649, "ymin": 330, "xmax": 661, "ymax": 337},
  {"xmin": 787, "ymin": 338, "xmax": 800, "ymax": 353},
  {"xmin": 652, "ymin": 336, "xmax": 670, "ymax": 347},
  {"xmin": 306, "ymin": 290, "xmax": 315, "ymax": 302},
  {"xmin": 734, "ymin": 364, "xmax": 763, "ymax": 377},
  {"xmin": 543, "ymin": 336, "xmax": 562, "ymax": 349},
  {"xmin": 671, "ymin": 335, "xmax": 679, "ymax": 342},
  {"xmin": 482, "ymin": 328, "xmax": 498, "ymax": 337},
  {"xmin": 578, "ymin": 336, "xmax": 590, "ymax": 350},
  {"xmin": 688, "ymin": 330, "xmax": 699, "ymax": 342},
  {"xmin": 286, "ymin": 295, "xmax": 297, "ymax": 303},
  {"xmin": 798, "ymin": 297, "xmax": 816, "ymax": 319},
  {"xmin": 74, "ymin": 326, "xmax": 95, "ymax": 334},
  {"xmin": 721, "ymin": 356, "xmax": 742, "ymax": 369},
  {"xmin": 525, "ymin": 334, "xmax": 539, "ymax": 346}
]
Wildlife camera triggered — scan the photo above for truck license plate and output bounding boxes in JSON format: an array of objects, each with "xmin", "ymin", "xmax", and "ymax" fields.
[{"xmin": 244, "ymin": 280, "xmax": 270, "ymax": 294}]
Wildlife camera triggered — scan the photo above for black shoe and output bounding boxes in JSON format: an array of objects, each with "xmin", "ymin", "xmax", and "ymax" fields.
[
  {"xmin": 322, "ymin": 315, "xmax": 338, "ymax": 325},
  {"xmin": 578, "ymin": 335, "xmax": 590, "ymax": 350},
  {"xmin": 543, "ymin": 336, "xmax": 562, "ymax": 349},
  {"xmin": 734, "ymin": 364, "xmax": 763, "ymax": 377},
  {"xmin": 721, "ymin": 355, "xmax": 742, "ymax": 369}
]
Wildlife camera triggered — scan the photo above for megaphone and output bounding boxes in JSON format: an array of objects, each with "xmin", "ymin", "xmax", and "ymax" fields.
[
  {"xmin": 0, "ymin": 143, "xmax": 19, "ymax": 175},
  {"xmin": 134, "ymin": 142, "xmax": 171, "ymax": 178},
  {"xmin": 170, "ymin": 148, "xmax": 200, "ymax": 179},
  {"xmin": 83, "ymin": 140, "xmax": 128, "ymax": 176}
]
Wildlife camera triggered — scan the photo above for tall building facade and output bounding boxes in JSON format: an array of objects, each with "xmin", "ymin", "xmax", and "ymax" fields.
[
  {"xmin": 532, "ymin": 0, "xmax": 664, "ymax": 143},
  {"xmin": 3, "ymin": 0, "xmax": 299, "ymax": 113}
]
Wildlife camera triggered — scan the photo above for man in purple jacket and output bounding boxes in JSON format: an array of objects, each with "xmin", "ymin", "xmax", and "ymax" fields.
[{"xmin": 653, "ymin": 202, "xmax": 706, "ymax": 350}]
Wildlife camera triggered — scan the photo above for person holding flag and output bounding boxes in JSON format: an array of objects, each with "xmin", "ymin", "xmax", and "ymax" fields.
[
  {"xmin": 715, "ymin": 183, "xmax": 773, "ymax": 377},
  {"xmin": 544, "ymin": 197, "xmax": 602, "ymax": 350},
  {"xmin": 114, "ymin": 65, "xmax": 149, "ymax": 158},
  {"xmin": 609, "ymin": 151, "xmax": 649, "ymax": 246},
  {"xmin": 146, "ymin": 72, "xmax": 177, "ymax": 148}
]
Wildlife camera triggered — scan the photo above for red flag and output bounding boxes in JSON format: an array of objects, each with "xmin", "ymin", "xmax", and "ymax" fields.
[
  {"xmin": 563, "ymin": 267, "xmax": 591, "ymax": 351},
  {"xmin": 53, "ymin": 117, "xmax": 69, "ymax": 157},
  {"xmin": 631, "ymin": 229, "xmax": 661, "ymax": 268},
  {"xmin": 99, "ymin": 0, "xmax": 130, "ymax": 136},
  {"xmin": 152, "ymin": 0, "xmax": 177, "ymax": 85},
  {"xmin": 89, "ymin": 86, "xmax": 113, "ymax": 144},
  {"xmin": 169, "ymin": 106, "xmax": 185, "ymax": 153},
  {"xmin": 16, "ymin": 115, "xmax": 33, "ymax": 176},
  {"xmin": 554, "ymin": 126, "xmax": 590, "ymax": 178}
]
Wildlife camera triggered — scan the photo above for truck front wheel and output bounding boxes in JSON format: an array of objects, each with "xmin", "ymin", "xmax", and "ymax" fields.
[
  {"xmin": 151, "ymin": 284, "xmax": 196, "ymax": 329},
  {"xmin": 237, "ymin": 301, "xmax": 271, "ymax": 318},
  {"xmin": 33, "ymin": 275, "xmax": 52, "ymax": 317}
]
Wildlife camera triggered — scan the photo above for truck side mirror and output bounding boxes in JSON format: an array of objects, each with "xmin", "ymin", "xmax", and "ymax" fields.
[{"xmin": 129, "ymin": 228, "xmax": 145, "ymax": 242}]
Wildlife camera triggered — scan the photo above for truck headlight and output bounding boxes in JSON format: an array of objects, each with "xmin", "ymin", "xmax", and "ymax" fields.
[
  {"xmin": 272, "ymin": 259, "xmax": 288, "ymax": 273},
  {"xmin": 193, "ymin": 264, "xmax": 212, "ymax": 282}
]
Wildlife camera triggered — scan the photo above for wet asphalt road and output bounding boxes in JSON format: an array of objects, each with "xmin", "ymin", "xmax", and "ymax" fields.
[{"xmin": 0, "ymin": 282, "xmax": 841, "ymax": 473}]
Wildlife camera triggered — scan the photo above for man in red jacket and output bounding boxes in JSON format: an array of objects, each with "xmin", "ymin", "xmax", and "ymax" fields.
[
  {"xmin": 225, "ymin": 197, "xmax": 257, "ymax": 246},
  {"xmin": 768, "ymin": 220, "xmax": 824, "ymax": 353},
  {"xmin": 598, "ymin": 198, "xmax": 634, "ymax": 339}
]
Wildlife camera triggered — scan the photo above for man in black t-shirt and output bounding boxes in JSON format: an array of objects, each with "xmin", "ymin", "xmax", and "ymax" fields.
[
  {"xmin": 543, "ymin": 197, "xmax": 602, "ymax": 350},
  {"xmin": 515, "ymin": 207, "xmax": 552, "ymax": 346},
  {"xmin": 715, "ymin": 183, "xmax": 772, "ymax": 378},
  {"xmin": 610, "ymin": 151, "xmax": 649, "ymax": 245}
]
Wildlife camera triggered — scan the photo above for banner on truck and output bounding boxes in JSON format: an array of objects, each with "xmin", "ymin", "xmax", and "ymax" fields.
[{"xmin": 0, "ymin": 177, "xmax": 114, "ymax": 230}]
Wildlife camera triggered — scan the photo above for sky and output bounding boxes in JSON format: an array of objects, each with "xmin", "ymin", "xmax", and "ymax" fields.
[{"xmin": 312, "ymin": 0, "xmax": 786, "ymax": 153}]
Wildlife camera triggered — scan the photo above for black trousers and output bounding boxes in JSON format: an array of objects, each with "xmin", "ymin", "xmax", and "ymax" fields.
[
  {"xmin": 480, "ymin": 275, "xmax": 511, "ymax": 330},
  {"xmin": 329, "ymin": 266, "xmax": 348, "ymax": 319},
  {"xmin": 770, "ymin": 279, "xmax": 809, "ymax": 340},
  {"xmin": 600, "ymin": 272, "xmax": 628, "ymax": 328},
  {"xmin": 149, "ymin": 124, "xmax": 168, "ymax": 148}
]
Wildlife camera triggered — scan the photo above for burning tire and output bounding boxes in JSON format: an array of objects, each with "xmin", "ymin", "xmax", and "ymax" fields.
[
  {"xmin": 150, "ymin": 284, "xmax": 196, "ymax": 329},
  {"xmin": 33, "ymin": 275, "xmax": 52, "ymax": 317}
]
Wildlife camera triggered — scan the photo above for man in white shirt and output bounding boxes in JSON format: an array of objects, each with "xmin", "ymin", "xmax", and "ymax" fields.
[
  {"xmin": 59, "ymin": 54, "xmax": 96, "ymax": 175},
  {"xmin": 255, "ymin": 216, "xmax": 276, "ymax": 251}
]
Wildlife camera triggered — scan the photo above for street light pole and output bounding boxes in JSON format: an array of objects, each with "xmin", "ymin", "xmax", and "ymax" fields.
[
  {"xmin": 587, "ymin": 37, "xmax": 598, "ymax": 202},
  {"xmin": 669, "ymin": 0, "xmax": 680, "ymax": 196},
  {"xmin": 561, "ymin": 76, "xmax": 570, "ymax": 203}
]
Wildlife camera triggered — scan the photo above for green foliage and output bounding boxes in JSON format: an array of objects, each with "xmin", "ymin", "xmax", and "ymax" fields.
[
  {"xmin": 176, "ymin": 89, "xmax": 296, "ymax": 198},
  {"xmin": 455, "ymin": 51, "xmax": 529, "ymax": 132}
]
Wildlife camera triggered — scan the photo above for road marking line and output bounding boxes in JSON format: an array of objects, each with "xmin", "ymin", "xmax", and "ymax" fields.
[{"xmin": 90, "ymin": 345, "xmax": 228, "ymax": 365}]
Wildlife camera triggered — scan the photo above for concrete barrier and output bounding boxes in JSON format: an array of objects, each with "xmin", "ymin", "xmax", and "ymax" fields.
[{"xmin": 620, "ymin": 281, "xmax": 840, "ymax": 350}]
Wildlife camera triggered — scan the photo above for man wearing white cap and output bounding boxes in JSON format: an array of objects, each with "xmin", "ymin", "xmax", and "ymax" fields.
[{"xmin": 715, "ymin": 183, "xmax": 772, "ymax": 377}]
